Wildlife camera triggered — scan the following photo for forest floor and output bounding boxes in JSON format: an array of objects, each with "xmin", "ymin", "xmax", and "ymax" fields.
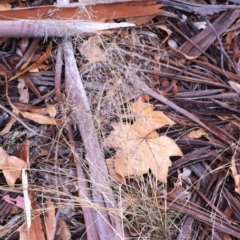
[{"xmin": 0, "ymin": 0, "xmax": 240, "ymax": 239}]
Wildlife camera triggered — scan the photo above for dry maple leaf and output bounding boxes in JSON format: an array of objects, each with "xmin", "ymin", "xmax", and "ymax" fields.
[
  {"xmin": 0, "ymin": 148, "xmax": 27, "ymax": 187},
  {"xmin": 105, "ymin": 124, "xmax": 182, "ymax": 183},
  {"xmin": 131, "ymin": 99, "xmax": 175, "ymax": 138}
]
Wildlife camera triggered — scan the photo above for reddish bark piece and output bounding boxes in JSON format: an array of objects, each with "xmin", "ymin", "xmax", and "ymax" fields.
[{"xmin": 0, "ymin": 1, "xmax": 164, "ymax": 22}]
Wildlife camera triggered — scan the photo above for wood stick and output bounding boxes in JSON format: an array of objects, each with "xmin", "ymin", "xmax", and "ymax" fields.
[
  {"xmin": 0, "ymin": 20, "xmax": 134, "ymax": 38},
  {"xmin": 63, "ymin": 39, "xmax": 129, "ymax": 240}
]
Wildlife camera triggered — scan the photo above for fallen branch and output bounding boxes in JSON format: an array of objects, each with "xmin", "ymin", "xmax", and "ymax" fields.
[
  {"xmin": 0, "ymin": 21, "xmax": 134, "ymax": 38},
  {"xmin": 63, "ymin": 39, "xmax": 129, "ymax": 240}
]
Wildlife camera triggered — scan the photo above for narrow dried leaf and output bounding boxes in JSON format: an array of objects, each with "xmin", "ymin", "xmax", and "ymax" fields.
[
  {"xmin": 45, "ymin": 199, "xmax": 56, "ymax": 240},
  {"xmin": 22, "ymin": 111, "xmax": 62, "ymax": 125},
  {"xmin": 0, "ymin": 148, "xmax": 27, "ymax": 187},
  {"xmin": 231, "ymin": 157, "xmax": 240, "ymax": 194},
  {"xmin": 78, "ymin": 36, "xmax": 106, "ymax": 63},
  {"xmin": 55, "ymin": 218, "xmax": 71, "ymax": 240},
  {"xmin": 46, "ymin": 102, "xmax": 57, "ymax": 118}
]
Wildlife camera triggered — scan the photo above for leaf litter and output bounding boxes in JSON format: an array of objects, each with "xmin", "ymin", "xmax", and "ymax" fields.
[{"xmin": 0, "ymin": 0, "xmax": 240, "ymax": 239}]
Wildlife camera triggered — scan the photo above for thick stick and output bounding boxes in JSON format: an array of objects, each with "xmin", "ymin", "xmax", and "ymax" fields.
[
  {"xmin": 63, "ymin": 39, "xmax": 129, "ymax": 240},
  {"xmin": 55, "ymin": 42, "xmax": 99, "ymax": 240},
  {"xmin": 0, "ymin": 21, "xmax": 134, "ymax": 38}
]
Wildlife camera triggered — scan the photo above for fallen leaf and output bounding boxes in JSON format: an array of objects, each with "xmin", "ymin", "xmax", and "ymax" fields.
[
  {"xmin": 184, "ymin": 128, "xmax": 209, "ymax": 140},
  {"xmin": 131, "ymin": 99, "xmax": 175, "ymax": 138},
  {"xmin": 55, "ymin": 218, "xmax": 71, "ymax": 240},
  {"xmin": 46, "ymin": 102, "xmax": 57, "ymax": 118},
  {"xmin": 231, "ymin": 157, "xmax": 240, "ymax": 194},
  {"xmin": 0, "ymin": 148, "xmax": 27, "ymax": 187},
  {"xmin": 17, "ymin": 78, "xmax": 29, "ymax": 103},
  {"xmin": 78, "ymin": 36, "xmax": 106, "ymax": 63},
  {"xmin": 106, "ymin": 158, "xmax": 126, "ymax": 183},
  {"xmin": 105, "ymin": 124, "xmax": 182, "ymax": 182},
  {"xmin": 21, "ymin": 111, "xmax": 62, "ymax": 125},
  {"xmin": 45, "ymin": 199, "xmax": 56, "ymax": 240}
]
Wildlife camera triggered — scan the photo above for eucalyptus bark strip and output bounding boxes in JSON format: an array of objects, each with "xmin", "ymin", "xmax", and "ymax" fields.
[{"xmin": 63, "ymin": 39, "xmax": 128, "ymax": 240}]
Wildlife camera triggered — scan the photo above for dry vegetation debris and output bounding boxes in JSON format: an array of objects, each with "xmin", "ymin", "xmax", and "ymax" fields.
[{"xmin": 0, "ymin": 0, "xmax": 240, "ymax": 239}]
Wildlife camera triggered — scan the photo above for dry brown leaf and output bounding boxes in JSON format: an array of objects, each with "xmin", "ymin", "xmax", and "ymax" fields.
[
  {"xmin": 106, "ymin": 158, "xmax": 126, "ymax": 183},
  {"xmin": 18, "ymin": 78, "xmax": 29, "ymax": 103},
  {"xmin": 131, "ymin": 99, "xmax": 175, "ymax": 138},
  {"xmin": 78, "ymin": 36, "xmax": 106, "ymax": 63},
  {"xmin": 231, "ymin": 157, "xmax": 240, "ymax": 194},
  {"xmin": 29, "ymin": 107, "xmax": 49, "ymax": 115},
  {"xmin": 184, "ymin": 128, "xmax": 209, "ymax": 140},
  {"xmin": 45, "ymin": 199, "xmax": 56, "ymax": 240},
  {"xmin": 55, "ymin": 218, "xmax": 71, "ymax": 240},
  {"xmin": 0, "ymin": 148, "xmax": 27, "ymax": 187},
  {"xmin": 22, "ymin": 111, "xmax": 62, "ymax": 125},
  {"xmin": 0, "ymin": 3, "xmax": 11, "ymax": 10},
  {"xmin": 46, "ymin": 102, "xmax": 57, "ymax": 118},
  {"xmin": 105, "ymin": 124, "xmax": 182, "ymax": 183}
]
